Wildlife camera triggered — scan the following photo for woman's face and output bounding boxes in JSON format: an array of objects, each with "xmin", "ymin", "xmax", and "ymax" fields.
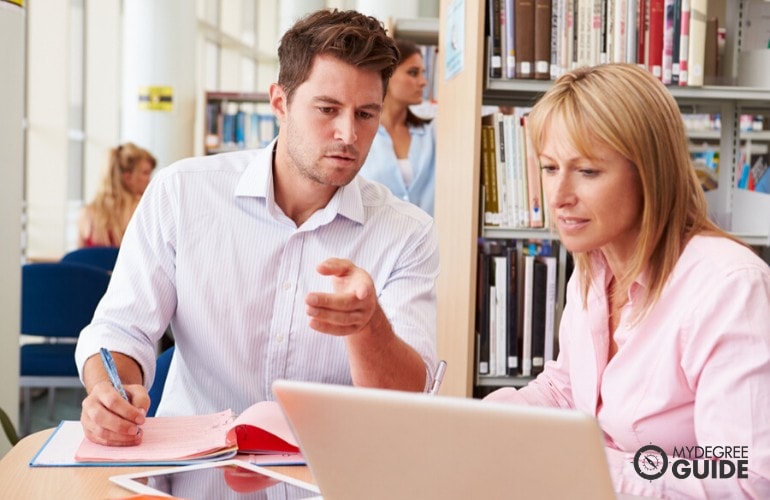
[
  {"xmin": 538, "ymin": 118, "xmax": 644, "ymax": 268},
  {"xmin": 123, "ymin": 159, "xmax": 154, "ymax": 196},
  {"xmin": 388, "ymin": 53, "xmax": 427, "ymax": 105}
]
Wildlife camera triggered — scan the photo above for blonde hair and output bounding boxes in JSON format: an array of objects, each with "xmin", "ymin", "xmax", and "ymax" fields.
[
  {"xmin": 526, "ymin": 63, "xmax": 738, "ymax": 315},
  {"xmin": 86, "ymin": 143, "xmax": 156, "ymax": 246}
]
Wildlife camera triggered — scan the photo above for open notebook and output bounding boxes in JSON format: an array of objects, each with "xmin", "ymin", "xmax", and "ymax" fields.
[{"xmin": 273, "ymin": 380, "xmax": 617, "ymax": 500}]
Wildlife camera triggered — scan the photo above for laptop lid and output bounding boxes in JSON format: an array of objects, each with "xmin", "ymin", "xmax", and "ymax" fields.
[{"xmin": 272, "ymin": 380, "xmax": 617, "ymax": 500}]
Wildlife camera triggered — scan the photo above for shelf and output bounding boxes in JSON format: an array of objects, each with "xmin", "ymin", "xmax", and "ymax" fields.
[
  {"xmin": 477, "ymin": 375, "xmax": 534, "ymax": 388},
  {"xmin": 688, "ymin": 130, "xmax": 770, "ymax": 141},
  {"xmin": 482, "ymin": 227, "xmax": 559, "ymax": 240},
  {"xmin": 205, "ymin": 91, "xmax": 269, "ymax": 103},
  {"xmin": 485, "ymin": 78, "xmax": 770, "ymax": 111},
  {"xmin": 391, "ymin": 17, "xmax": 439, "ymax": 45}
]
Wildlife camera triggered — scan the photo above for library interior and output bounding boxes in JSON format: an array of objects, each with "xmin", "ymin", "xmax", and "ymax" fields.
[{"xmin": 1, "ymin": 0, "xmax": 770, "ymax": 498}]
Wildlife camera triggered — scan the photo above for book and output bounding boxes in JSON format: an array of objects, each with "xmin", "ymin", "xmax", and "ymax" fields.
[
  {"xmin": 515, "ymin": 0, "xmax": 535, "ymax": 79},
  {"xmin": 30, "ymin": 401, "xmax": 304, "ymax": 467},
  {"xmin": 521, "ymin": 253, "xmax": 535, "ymax": 377},
  {"xmin": 522, "ymin": 114, "xmax": 544, "ymax": 228},
  {"xmin": 647, "ymin": 0, "xmax": 665, "ymax": 79},
  {"xmin": 686, "ymin": 0, "xmax": 707, "ymax": 87},
  {"xmin": 530, "ymin": 258, "xmax": 548, "ymax": 376},
  {"xmin": 488, "ymin": 0, "xmax": 503, "ymax": 78},
  {"xmin": 533, "ymin": 0, "xmax": 551, "ymax": 79},
  {"xmin": 678, "ymin": 0, "xmax": 690, "ymax": 85},
  {"xmin": 505, "ymin": 244, "xmax": 519, "ymax": 375}
]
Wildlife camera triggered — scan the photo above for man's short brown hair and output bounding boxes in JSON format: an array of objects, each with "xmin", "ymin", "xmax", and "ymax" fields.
[{"xmin": 277, "ymin": 9, "xmax": 398, "ymax": 104}]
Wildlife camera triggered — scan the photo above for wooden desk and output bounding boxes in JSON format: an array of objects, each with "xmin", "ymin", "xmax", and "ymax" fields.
[{"xmin": 0, "ymin": 428, "xmax": 315, "ymax": 499}]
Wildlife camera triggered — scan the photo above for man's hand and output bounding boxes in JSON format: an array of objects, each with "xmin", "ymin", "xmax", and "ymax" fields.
[
  {"xmin": 80, "ymin": 352, "xmax": 149, "ymax": 446},
  {"xmin": 305, "ymin": 258, "xmax": 377, "ymax": 336}
]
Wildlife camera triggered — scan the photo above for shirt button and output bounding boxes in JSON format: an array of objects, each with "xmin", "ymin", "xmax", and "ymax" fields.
[
  {"xmin": 275, "ymin": 334, "xmax": 284, "ymax": 343},
  {"xmin": 282, "ymin": 282, "xmax": 291, "ymax": 290}
]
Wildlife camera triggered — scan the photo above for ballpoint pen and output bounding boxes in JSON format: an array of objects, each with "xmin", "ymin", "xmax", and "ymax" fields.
[
  {"xmin": 428, "ymin": 360, "xmax": 447, "ymax": 396},
  {"xmin": 100, "ymin": 347, "xmax": 129, "ymax": 401}
]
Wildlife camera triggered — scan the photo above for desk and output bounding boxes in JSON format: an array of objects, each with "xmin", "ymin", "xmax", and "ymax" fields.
[{"xmin": 0, "ymin": 428, "xmax": 315, "ymax": 499}]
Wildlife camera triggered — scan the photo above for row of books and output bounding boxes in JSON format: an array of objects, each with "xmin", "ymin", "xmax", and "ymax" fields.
[
  {"xmin": 205, "ymin": 101, "xmax": 278, "ymax": 154},
  {"xmin": 481, "ymin": 108, "xmax": 547, "ymax": 229},
  {"xmin": 487, "ymin": 0, "xmax": 716, "ymax": 87},
  {"xmin": 477, "ymin": 239, "xmax": 573, "ymax": 378}
]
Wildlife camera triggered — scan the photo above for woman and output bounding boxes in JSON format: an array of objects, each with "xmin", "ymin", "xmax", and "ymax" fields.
[
  {"xmin": 359, "ymin": 39, "xmax": 436, "ymax": 215},
  {"xmin": 485, "ymin": 64, "xmax": 770, "ymax": 498},
  {"xmin": 77, "ymin": 142, "xmax": 156, "ymax": 247}
]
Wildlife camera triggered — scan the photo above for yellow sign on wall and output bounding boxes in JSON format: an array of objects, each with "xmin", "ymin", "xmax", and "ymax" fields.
[
  {"xmin": 138, "ymin": 86, "xmax": 173, "ymax": 111},
  {"xmin": 1, "ymin": 0, "xmax": 24, "ymax": 6}
]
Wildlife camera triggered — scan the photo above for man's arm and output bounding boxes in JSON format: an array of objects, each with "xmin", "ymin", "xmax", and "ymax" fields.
[
  {"xmin": 80, "ymin": 351, "xmax": 149, "ymax": 446},
  {"xmin": 306, "ymin": 258, "xmax": 427, "ymax": 391}
]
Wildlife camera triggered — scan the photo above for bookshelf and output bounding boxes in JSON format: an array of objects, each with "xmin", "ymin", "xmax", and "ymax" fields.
[
  {"xmin": 434, "ymin": 0, "xmax": 770, "ymax": 398},
  {"xmin": 203, "ymin": 91, "xmax": 274, "ymax": 155}
]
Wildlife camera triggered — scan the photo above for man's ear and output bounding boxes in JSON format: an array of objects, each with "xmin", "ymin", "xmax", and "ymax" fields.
[{"xmin": 269, "ymin": 83, "xmax": 287, "ymax": 122}]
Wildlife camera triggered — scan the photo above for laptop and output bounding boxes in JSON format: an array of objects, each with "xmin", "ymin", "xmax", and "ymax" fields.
[{"xmin": 272, "ymin": 380, "xmax": 617, "ymax": 500}]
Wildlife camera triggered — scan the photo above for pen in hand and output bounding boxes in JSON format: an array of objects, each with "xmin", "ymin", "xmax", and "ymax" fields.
[
  {"xmin": 100, "ymin": 347, "xmax": 129, "ymax": 401},
  {"xmin": 428, "ymin": 360, "xmax": 447, "ymax": 396}
]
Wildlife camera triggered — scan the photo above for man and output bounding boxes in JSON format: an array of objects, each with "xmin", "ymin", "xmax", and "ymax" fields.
[{"xmin": 76, "ymin": 9, "xmax": 439, "ymax": 446}]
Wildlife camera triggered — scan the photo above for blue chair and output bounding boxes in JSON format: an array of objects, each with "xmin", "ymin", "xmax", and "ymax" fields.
[
  {"xmin": 147, "ymin": 345, "xmax": 175, "ymax": 417},
  {"xmin": 61, "ymin": 246, "xmax": 119, "ymax": 272},
  {"xmin": 19, "ymin": 262, "xmax": 111, "ymax": 435}
]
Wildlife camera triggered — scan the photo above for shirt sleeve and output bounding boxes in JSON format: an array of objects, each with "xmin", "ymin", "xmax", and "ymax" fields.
[{"xmin": 75, "ymin": 169, "xmax": 179, "ymax": 389}]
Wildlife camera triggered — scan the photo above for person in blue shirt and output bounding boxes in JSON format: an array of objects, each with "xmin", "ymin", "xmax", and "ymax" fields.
[{"xmin": 359, "ymin": 39, "xmax": 436, "ymax": 215}]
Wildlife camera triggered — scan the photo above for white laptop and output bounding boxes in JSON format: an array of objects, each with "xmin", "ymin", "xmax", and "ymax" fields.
[{"xmin": 272, "ymin": 380, "xmax": 617, "ymax": 500}]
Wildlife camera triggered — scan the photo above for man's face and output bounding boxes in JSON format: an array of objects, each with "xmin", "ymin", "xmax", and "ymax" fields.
[{"xmin": 275, "ymin": 54, "xmax": 384, "ymax": 187}]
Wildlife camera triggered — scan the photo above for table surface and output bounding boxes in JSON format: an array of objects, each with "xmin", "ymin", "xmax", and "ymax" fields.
[{"xmin": 0, "ymin": 428, "xmax": 315, "ymax": 499}]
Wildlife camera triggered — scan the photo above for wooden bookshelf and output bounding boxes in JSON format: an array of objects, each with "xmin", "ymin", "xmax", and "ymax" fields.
[{"xmin": 204, "ymin": 91, "xmax": 272, "ymax": 155}]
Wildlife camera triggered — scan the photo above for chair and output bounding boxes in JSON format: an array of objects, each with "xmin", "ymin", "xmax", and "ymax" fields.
[
  {"xmin": 19, "ymin": 262, "xmax": 111, "ymax": 435},
  {"xmin": 147, "ymin": 345, "xmax": 175, "ymax": 417},
  {"xmin": 60, "ymin": 246, "xmax": 119, "ymax": 272}
]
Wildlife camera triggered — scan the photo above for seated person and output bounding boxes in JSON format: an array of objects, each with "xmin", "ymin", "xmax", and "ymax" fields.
[
  {"xmin": 77, "ymin": 142, "xmax": 156, "ymax": 247},
  {"xmin": 485, "ymin": 63, "xmax": 770, "ymax": 498},
  {"xmin": 76, "ymin": 9, "xmax": 439, "ymax": 447}
]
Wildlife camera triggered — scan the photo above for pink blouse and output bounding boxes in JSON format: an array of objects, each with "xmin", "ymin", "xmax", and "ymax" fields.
[{"xmin": 485, "ymin": 235, "xmax": 770, "ymax": 498}]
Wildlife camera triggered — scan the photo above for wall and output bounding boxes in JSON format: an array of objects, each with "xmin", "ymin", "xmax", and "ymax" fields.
[{"xmin": 0, "ymin": 0, "xmax": 24, "ymax": 456}]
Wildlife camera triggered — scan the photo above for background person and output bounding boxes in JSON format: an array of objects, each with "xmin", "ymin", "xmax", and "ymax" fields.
[
  {"xmin": 485, "ymin": 63, "xmax": 770, "ymax": 498},
  {"xmin": 76, "ymin": 9, "xmax": 439, "ymax": 447},
  {"xmin": 359, "ymin": 38, "xmax": 436, "ymax": 215},
  {"xmin": 77, "ymin": 142, "xmax": 156, "ymax": 247}
]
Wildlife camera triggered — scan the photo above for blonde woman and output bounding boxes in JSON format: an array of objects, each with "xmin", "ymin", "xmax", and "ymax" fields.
[
  {"xmin": 77, "ymin": 143, "xmax": 156, "ymax": 247},
  {"xmin": 485, "ymin": 64, "xmax": 770, "ymax": 498}
]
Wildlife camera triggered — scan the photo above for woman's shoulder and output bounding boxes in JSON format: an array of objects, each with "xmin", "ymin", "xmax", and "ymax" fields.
[{"xmin": 679, "ymin": 234, "xmax": 769, "ymax": 279}]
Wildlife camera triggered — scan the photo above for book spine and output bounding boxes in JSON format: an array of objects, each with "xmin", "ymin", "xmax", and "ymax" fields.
[
  {"xmin": 534, "ymin": 0, "xmax": 552, "ymax": 79},
  {"xmin": 637, "ymin": 0, "xmax": 647, "ymax": 67},
  {"xmin": 489, "ymin": 0, "xmax": 503, "ymax": 78},
  {"xmin": 678, "ymin": 0, "xmax": 690, "ymax": 86},
  {"xmin": 515, "ymin": 0, "xmax": 535, "ymax": 78},
  {"xmin": 542, "ymin": 254, "xmax": 558, "ymax": 365},
  {"xmin": 494, "ymin": 255, "xmax": 508, "ymax": 376},
  {"xmin": 550, "ymin": 0, "xmax": 560, "ymax": 80},
  {"xmin": 505, "ymin": 0, "xmax": 517, "ymax": 78},
  {"xmin": 662, "ymin": 0, "xmax": 676, "ymax": 84},
  {"xmin": 521, "ymin": 254, "xmax": 535, "ymax": 377},
  {"xmin": 671, "ymin": 0, "xmax": 682, "ymax": 84},
  {"xmin": 647, "ymin": 0, "xmax": 664, "ymax": 79},
  {"xmin": 477, "ymin": 250, "xmax": 491, "ymax": 375},
  {"xmin": 505, "ymin": 244, "xmax": 519, "ymax": 375},
  {"xmin": 531, "ymin": 258, "xmax": 547, "ymax": 376},
  {"xmin": 686, "ymin": 0, "xmax": 706, "ymax": 87},
  {"xmin": 481, "ymin": 125, "xmax": 501, "ymax": 225},
  {"xmin": 522, "ymin": 114, "xmax": 544, "ymax": 228}
]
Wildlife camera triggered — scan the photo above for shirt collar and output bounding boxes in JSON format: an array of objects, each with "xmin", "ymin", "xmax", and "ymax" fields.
[{"xmin": 233, "ymin": 138, "xmax": 365, "ymax": 226}]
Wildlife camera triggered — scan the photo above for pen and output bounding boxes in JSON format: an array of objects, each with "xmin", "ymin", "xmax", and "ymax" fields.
[
  {"xmin": 428, "ymin": 360, "xmax": 447, "ymax": 396},
  {"xmin": 100, "ymin": 347, "xmax": 129, "ymax": 401}
]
